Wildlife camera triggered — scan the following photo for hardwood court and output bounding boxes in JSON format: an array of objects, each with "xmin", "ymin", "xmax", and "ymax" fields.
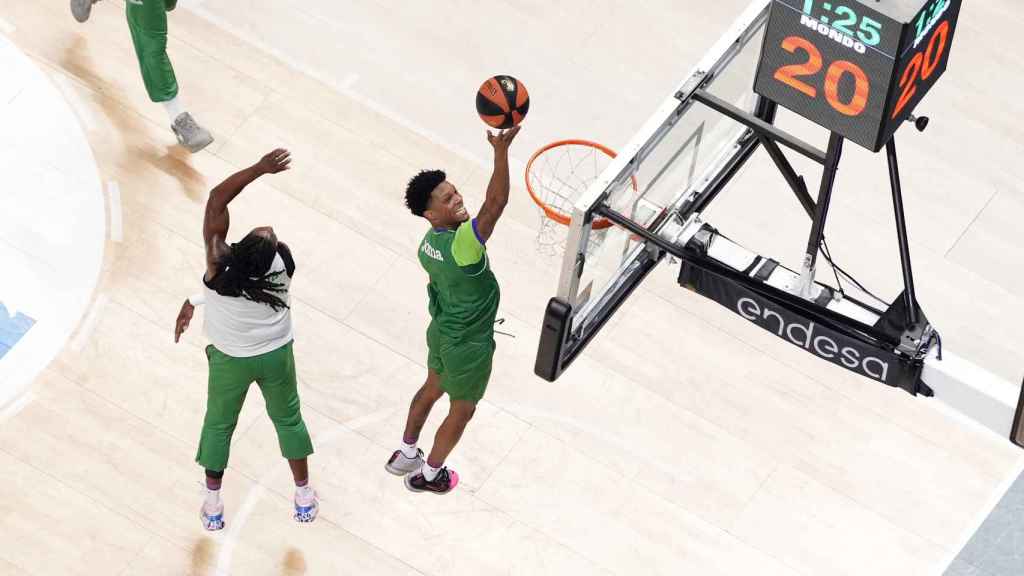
[{"xmin": 1, "ymin": 1, "xmax": 1023, "ymax": 574}]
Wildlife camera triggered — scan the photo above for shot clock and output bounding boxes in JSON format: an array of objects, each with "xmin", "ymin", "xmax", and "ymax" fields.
[{"xmin": 754, "ymin": 0, "xmax": 962, "ymax": 151}]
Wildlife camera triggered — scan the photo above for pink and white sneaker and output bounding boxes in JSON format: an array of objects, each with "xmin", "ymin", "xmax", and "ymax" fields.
[{"xmin": 404, "ymin": 467, "xmax": 459, "ymax": 495}]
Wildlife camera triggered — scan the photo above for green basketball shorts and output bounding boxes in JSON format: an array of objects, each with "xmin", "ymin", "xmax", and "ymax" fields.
[{"xmin": 426, "ymin": 323, "xmax": 495, "ymax": 403}]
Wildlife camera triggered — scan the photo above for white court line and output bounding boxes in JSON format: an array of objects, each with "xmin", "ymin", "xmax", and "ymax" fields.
[
  {"xmin": 932, "ymin": 453, "xmax": 1024, "ymax": 575},
  {"xmin": 51, "ymin": 72, "xmax": 97, "ymax": 133},
  {"xmin": 340, "ymin": 74, "xmax": 359, "ymax": 90},
  {"xmin": 70, "ymin": 294, "xmax": 107, "ymax": 352},
  {"xmin": 0, "ymin": 392, "xmax": 34, "ymax": 423},
  {"xmin": 3, "ymin": 297, "xmax": 20, "ymax": 318},
  {"xmin": 213, "ymin": 406, "xmax": 395, "ymax": 573},
  {"xmin": 213, "ymin": 484, "xmax": 265, "ymax": 576},
  {"xmin": 107, "ymin": 181, "xmax": 123, "ymax": 242}
]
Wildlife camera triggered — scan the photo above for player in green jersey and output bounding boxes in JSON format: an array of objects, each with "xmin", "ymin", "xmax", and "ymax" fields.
[
  {"xmin": 70, "ymin": 0, "xmax": 214, "ymax": 152},
  {"xmin": 386, "ymin": 126, "xmax": 521, "ymax": 494}
]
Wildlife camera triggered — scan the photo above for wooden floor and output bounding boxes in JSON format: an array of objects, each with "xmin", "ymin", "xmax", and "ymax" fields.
[{"xmin": 2, "ymin": 1, "xmax": 1023, "ymax": 574}]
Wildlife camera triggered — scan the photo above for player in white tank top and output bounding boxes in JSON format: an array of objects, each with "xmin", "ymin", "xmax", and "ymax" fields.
[{"xmin": 173, "ymin": 149, "xmax": 318, "ymax": 530}]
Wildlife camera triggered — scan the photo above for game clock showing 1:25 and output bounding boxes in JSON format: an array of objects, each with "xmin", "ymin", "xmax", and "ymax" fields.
[{"xmin": 754, "ymin": 0, "xmax": 962, "ymax": 152}]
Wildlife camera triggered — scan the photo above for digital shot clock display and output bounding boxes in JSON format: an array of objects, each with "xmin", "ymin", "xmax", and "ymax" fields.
[{"xmin": 754, "ymin": 0, "xmax": 962, "ymax": 151}]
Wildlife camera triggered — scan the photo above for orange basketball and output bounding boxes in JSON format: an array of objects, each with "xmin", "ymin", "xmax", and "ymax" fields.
[{"xmin": 476, "ymin": 75, "xmax": 529, "ymax": 129}]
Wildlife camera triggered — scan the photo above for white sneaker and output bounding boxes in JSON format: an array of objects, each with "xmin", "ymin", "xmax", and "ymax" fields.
[
  {"xmin": 385, "ymin": 448, "xmax": 424, "ymax": 476},
  {"xmin": 70, "ymin": 0, "xmax": 100, "ymax": 23},
  {"xmin": 171, "ymin": 112, "xmax": 214, "ymax": 153},
  {"xmin": 200, "ymin": 501, "xmax": 225, "ymax": 531},
  {"xmin": 294, "ymin": 488, "xmax": 318, "ymax": 523}
]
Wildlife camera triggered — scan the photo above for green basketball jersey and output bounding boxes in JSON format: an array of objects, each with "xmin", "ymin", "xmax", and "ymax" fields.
[{"xmin": 418, "ymin": 219, "xmax": 500, "ymax": 341}]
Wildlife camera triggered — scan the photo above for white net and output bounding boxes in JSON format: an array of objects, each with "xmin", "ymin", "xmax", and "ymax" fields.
[{"xmin": 525, "ymin": 140, "xmax": 627, "ymax": 258}]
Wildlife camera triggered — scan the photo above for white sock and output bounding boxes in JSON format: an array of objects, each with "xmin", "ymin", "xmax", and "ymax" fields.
[
  {"xmin": 295, "ymin": 484, "xmax": 314, "ymax": 502},
  {"xmin": 162, "ymin": 96, "xmax": 184, "ymax": 123},
  {"xmin": 422, "ymin": 462, "xmax": 441, "ymax": 482},
  {"xmin": 204, "ymin": 488, "xmax": 221, "ymax": 510},
  {"xmin": 400, "ymin": 441, "xmax": 418, "ymax": 459}
]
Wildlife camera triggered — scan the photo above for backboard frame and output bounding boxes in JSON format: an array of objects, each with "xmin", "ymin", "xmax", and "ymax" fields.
[
  {"xmin": 538, "ymin": 0, "xmax": 774, "ymax": 379},
  {"xmin": 533, "ymin": 0, "xmax": 1024, "ymax": 448}
]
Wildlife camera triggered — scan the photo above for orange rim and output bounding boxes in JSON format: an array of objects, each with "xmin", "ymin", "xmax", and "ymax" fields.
[{"xmin": 524, "ymin": 139, "xmax": 638, "ymax": 231}]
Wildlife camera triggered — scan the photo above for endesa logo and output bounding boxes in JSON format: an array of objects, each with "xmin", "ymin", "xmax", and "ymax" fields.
[{"xmin": 735, "ymin": 297, "xmax": 890, "ymax": 382}]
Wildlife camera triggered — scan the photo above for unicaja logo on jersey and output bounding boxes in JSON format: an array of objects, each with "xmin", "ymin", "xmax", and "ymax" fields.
[{"xmin": 421, "ymin": 242, "xmax": 444, "ymax": 262}]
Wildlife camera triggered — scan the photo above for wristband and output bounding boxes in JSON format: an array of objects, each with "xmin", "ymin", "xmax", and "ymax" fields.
[{"xmin": 188, "ymin": 292, "xmax": 206, "ymax": 306}]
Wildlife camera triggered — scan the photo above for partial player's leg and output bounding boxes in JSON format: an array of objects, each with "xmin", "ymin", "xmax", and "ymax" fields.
[
  {"xmin": 254, "ymin": 342, "xmax": 317, "ymax": 523},
  {"xmin": 125, "ymin": 0, "xmax": 213, "ymax": 152},
  {"xmin": 403, "ymin": 399, "xmax": 475, "ymax": 494},
  {"xmin": 201, "ymin": 469, "xmax": 225, "ymax": 530},
  {"xmin": 425, "ymin": 399, "xmax": 477, "ymax": 466},
  {"xmin": 70, "ymin": 0, "xmax": 101, "ymax": 23},
  {"xmin": 386, "ymin": 369, "xmax": 444, "ymax": 475},
  {"xmin": 387, "ymin": 322, "xmax": 444, "ymax": 474},
  {"xmin": 405, "ymin": 339, "xmax": 494, "ymax": 495},
  {"xmin": 195, "ymin": 345, "xmax": 257, "ymax": 530}
]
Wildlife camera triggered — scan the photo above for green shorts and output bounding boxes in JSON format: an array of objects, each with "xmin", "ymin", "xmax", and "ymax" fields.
[
  {"xmin": 195, "ymin": 341, "xmax": 313, "ymax": 471},
  {"xmin": 426, "ymin": 323, "xmax": 495, "ymax": 403}
]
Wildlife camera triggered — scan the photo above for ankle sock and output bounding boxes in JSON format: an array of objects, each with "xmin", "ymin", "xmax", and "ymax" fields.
[
  {"xmin": 400, "ymin": 441, "xmax": 418, "ymax": 459},
  {"xmin": 422, "ymin": 462, "xmax": 442, "ymax": 482},
  {"xmin": 295, "ymin": 484, "xmax": 315, "ymax": 504},
  {"xmin": 162, "ymin": 96, "xmax": 184, "ymax": 123},
  {"xmin": 204, "ymin": 488, "xmax": 221, "ymax": 510}
]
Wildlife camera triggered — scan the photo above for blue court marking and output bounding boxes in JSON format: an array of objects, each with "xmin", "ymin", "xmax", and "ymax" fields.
[{"xmin": 0, "ymin": 302, "xmax": 35, "ymax": 360}]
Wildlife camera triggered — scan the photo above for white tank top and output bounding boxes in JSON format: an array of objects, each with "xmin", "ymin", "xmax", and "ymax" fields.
[{"xmin": 203, "ymin": 252, "xmax": 293, "ymax": 358}]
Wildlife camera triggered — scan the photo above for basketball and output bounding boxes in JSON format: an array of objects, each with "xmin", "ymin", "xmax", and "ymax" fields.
[{"xmin": 476, "ymin": 75, "xmax": 529, "ymax": 129}]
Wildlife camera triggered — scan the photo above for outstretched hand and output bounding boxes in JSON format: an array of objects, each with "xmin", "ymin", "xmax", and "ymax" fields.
[
  {"xmin": 255, "ymin": 148, "xmax": 292, "ymax": 175},
  {"xmin": 174, "ymin": 299, "xmax": 195, "ymax": 343},
  {"xmin": 486, "ymin": 126, "xmax": 521, "ymax": 152}
]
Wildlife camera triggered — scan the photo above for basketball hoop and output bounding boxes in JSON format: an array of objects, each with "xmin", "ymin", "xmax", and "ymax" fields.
[{"xmin": 524, "ymin": 139, "xmax": 637, "ymax": 256}]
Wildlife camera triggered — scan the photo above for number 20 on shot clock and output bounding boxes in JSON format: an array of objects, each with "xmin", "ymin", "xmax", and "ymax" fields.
[{"xmin": 753, "ymin": 0, "xmax": 963, "ymax": 151}]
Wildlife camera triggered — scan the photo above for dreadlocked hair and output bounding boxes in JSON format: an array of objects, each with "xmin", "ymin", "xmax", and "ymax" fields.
[
  {"xmin": 405, "ymin": 169, "xmax": 446, "ymax": 216},
  {"xmin": 214, "ymin": 232, "xmax": 290, "ymax": 311}
]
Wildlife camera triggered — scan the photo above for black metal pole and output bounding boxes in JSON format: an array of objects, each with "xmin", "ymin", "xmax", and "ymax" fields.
[
  {"xmin": 803, "ymin": 133, "xmax": 845, "ymax": 273},
  {"xmin": 693, "ymin": 90, "xmax": 828, "ymax": 164},
  {"xmin": 886, "ymin": 137, "xmax": 920, "ymax": 326},
  {"xmin": 759, "ymin": 135, "xmax": 816, "ymax": 219},
  {"xmin": 595, "ymin": 205, "xmax": 686, "ymax": 258}
]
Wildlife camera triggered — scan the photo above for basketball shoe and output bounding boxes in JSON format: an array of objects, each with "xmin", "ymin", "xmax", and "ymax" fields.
[
  {"xmin": 405, "ymin": 466, "xmax": 459, "ymax": 495},
  {"xmin": 172, "ymin": 112, "xmax": 214, "ymax": 153},
  {"xmin": 385, "ymin": 448, "xmax": 424, "ymax": 476},
  {"xmin": 294, "ymin": 486, "xmax": 319, "ymax": 523},
  {"xmin": 70, "ymin": 0, "xmax": 101, "ymax": 23},
  {"xmin": 200, "ymin": 501, "xmax": 225, "ymax": 531}
]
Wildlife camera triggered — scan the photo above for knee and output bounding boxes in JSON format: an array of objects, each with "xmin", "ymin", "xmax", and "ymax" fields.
[
  {"xmin": 415, "ymin": 382, "xmax": 444, "ymax": 407},
  {"xmin": 202, "ymin": 417, "xmax": 239, "ymax": 435},
  {"xmin": 269, "ymin": 409, "xmax": 305, "ymax": 431},
  {"xmin": 450, "ymin": 401, "xmax": 476, "ymax": 423}
]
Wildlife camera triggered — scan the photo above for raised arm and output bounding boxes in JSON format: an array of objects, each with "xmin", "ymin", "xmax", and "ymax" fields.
[
  {"xmin": 474, "ymin": 126, "xmax": 521, "ymax": 243},
  {"xmin": 203, "ymin": 149, "xmax": 291, "ymax": 271}
]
